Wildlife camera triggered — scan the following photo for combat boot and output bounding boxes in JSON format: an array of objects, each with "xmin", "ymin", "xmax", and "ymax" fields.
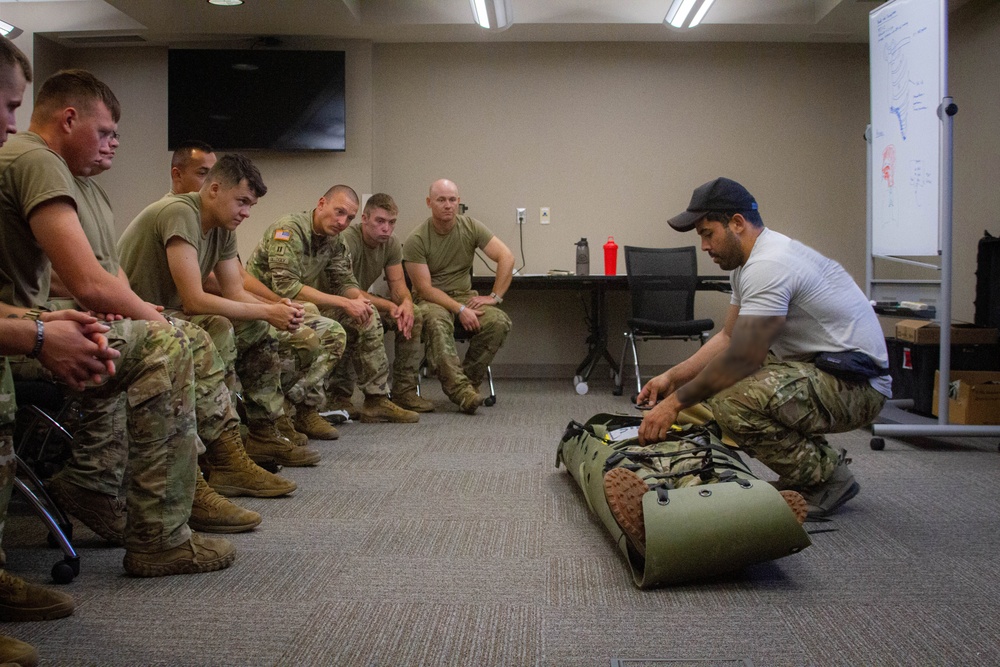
[
  {"xmin": 360, "ymin": 395, "xmax": 420, "ymax": 423},
  {"xmin": 800, "ymin": 448, "xmax": 860, "ymax": 519},
  {"xmin": 457, "ymin": 391, "xmax": 485, "ymax": 415},
  {"xmin": 275, "ymin": 415, "xmax": 308, "ymax": 446},
  {"xmin": 46, "ymin": 477, "xmax": 125, "ymax": 545},
  {"xmin": 190, "ymin": 471, "xmax": 262, "ymax": 533},
  {"xmin": 245, "ymin": 421, "xmax": 321, "ymax": 467},
  {"xmin": 0, "ymin": 634, "xmax": 38, "ymax": 666},
  {"xmin": 392, "ymin": 390, "xmax": 435, "ymax": 413},
  {"xmin": 202, "ymin": 427, "xmax": 297, "ymax": 497},
  {"xmin": 123, "ymin": 533, "xmax": 236, "ymax": 577},
  {"xmin": 293, "ymin": 407, "xmax": 340, "ymax": 440},
  {"xmin": 0, "ymin": 569, "xmax": 74, "ymax": 622},
  {"xmin": 324, "ymin": 393, "xmax": 359, "ymax": 422}
]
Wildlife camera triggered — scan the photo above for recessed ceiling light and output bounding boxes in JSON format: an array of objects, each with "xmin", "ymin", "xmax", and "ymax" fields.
[
  {"xmin": 0, "ymin": 19, "xmax": 23, "ymax": 39},
  {"xmin": 208, "ymin": 0, "xmax": 244, "ymax": 6}
]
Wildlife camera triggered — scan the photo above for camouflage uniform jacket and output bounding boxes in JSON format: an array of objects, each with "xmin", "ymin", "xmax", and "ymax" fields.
[{"xmin": 245, "ymin": 210, "xmax": 360, "ymax": 299}]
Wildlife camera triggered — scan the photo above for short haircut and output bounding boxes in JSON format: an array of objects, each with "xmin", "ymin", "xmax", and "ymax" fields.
[
  {"xmin": 0, "ymin": 36, "xmax": 32, "ymax": 82},
  {"xmin": 33, "ymin": 69, "xmax": 121, "ymax": 123},
  {"xmin": 205, "ymin": 153, "xmax": 267, "ymax": 198},
  {"xmin": 171, "ymin": 140, "xmax": 214, "ymax": 169},
  {"xmin": 706, "ymin": 210, "xmax": 763, "ymax": 228},
  {"xmin": 322, "ymin": 184, "xmax": 359, "ymax": 205},
  {"xmin": 363, "ymin": 192, "xmax": 397, "ymax": 217}
]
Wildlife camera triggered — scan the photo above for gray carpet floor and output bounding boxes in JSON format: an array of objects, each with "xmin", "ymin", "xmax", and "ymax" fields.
[{"xmin": 3, "ymin": 378, "xmax": 999, "ymax": 666}]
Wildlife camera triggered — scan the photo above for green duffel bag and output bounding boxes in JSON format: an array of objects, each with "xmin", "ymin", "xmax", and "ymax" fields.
[{"xmin": 556, "ymin": 412, "xmax": 811, "ymax": 588}]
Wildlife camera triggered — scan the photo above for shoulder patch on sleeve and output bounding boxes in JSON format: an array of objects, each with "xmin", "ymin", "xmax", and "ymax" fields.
[{"xmin": 274, "ymin": 229, "xmax": 292, "ymax": 241}]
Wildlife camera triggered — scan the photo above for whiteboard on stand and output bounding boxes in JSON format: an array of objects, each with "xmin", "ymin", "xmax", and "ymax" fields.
[{"xmin": 869, "ymin": 0, "xmax": 943, "ymax": 257}]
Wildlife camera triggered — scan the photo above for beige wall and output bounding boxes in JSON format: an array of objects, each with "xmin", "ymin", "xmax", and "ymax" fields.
[{"xmin": 38, "ymin": 3, "xmax": 997, "ymax": 377}]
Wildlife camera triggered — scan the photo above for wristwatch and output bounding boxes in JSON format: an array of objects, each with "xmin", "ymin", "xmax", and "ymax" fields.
[{"xmin": 490, "ymin": 292, "xmax": 503, "ymax": 304}]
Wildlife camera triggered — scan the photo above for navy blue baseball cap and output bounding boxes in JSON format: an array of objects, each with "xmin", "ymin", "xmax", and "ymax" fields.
[{"xmin": 668, "ymin": 177, "xmax": 759, "ymax": 232}]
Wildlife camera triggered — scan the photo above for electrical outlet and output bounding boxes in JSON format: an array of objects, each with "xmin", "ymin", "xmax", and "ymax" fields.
[
  {"xmin": 540, "ymin": 207, "xmax": 550, "ymax": 225},
  {"xmin": 516, "ymin": 207, "xmax": 526, "ymax": 225}
]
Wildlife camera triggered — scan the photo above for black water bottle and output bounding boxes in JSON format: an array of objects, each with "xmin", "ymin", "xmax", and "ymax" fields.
[{"xmin": 575, "ymin": 238, "xmax": 590, "ymax": 276}]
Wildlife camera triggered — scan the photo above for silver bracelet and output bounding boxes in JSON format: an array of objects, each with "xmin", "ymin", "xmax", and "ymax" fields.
[{"xmin": 26, "ymin": 319, "xmax": 44, "ymax": 359}]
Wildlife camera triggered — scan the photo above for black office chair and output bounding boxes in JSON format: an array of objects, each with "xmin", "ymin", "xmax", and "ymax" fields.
[
  {"xmin": 12, "ymin": 380, "xmax": 80, "ymax": 584},
  {"xmin": 613, "ymin": 246, "xmax": 715, "ymax": 398}
]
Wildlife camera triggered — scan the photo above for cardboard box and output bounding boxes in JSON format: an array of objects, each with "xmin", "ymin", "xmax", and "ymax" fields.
[
  {"xmin": 932, "ymin": 370, "xmax": 1000, "ymax": 424},
  {"xmin": 895, "ymin": 320, "xmax": 999, "ymax": 346}
]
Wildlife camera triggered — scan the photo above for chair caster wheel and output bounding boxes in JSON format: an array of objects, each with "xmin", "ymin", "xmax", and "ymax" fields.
[
  {"xmin": 484, "ymin": 396, "xmax": 496, "ymax": 407},
  {"xmin": 573, "ymin": 375, "xmax": 588, "ymax": 395},
  {"xmin": 51, "ymin": 560, "xmax": 75, "ymax": 585},
  {"xmin": 612, "ymin": 387, "xmax": 623, "ymax": 396},
  {"xmin": 870, "ymin": 437, "xmax": 885, "ymax": 451}
]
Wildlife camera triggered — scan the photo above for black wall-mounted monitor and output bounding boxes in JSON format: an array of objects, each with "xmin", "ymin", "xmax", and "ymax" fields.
[{"xmin": 168, "ymin": 48, "xmax": 346, "ymax": 152}]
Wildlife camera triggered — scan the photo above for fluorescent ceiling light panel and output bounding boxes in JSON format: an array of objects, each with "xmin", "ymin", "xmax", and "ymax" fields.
[
  {"xmin": 470, "ymin": 0, "xmax": 513, "ymax": 31},
  {"xmin": 0, "ymin": 19, "xmax": 22, "ymax": 39},
  {"xmin": 665, "ymin": 0, "xmax": 714, "ymax": 29},
  {"xmin": 688, "ymin": 0, "xmax": 716, "ymax": 28}
]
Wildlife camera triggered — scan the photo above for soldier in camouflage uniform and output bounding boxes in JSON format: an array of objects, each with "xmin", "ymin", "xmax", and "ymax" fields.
[
  {"xmin": 167, "ymin": 142, "xmax": 344, "ymax": 442},
  {"xmin": 0, "ymin": 305, "xmax": 122, "ymax": 632},
  {"xmin": 37, "ymin": 115, "xmax": 297, "ymax": 544},
  {"xmin": 246, "ymin": 185, "xmax": 419, "ymax": 424},
  {"xmin": 118, "ymin": 153, "xmax": 325, "ymax": 467},
  {"xmin": 632, "ymin": 178, "xmax": 889, "ymax": 523},
  {"xmin": 334, "ymin": 193, "xmax": 434, "ymax": 413},
  {"xmin": 0, "ymin": 64, "xmax": 235, "ymax": 579},
  {"xmin": 402, "ymin": 179, "xmax": 514, "ymax": 414}
]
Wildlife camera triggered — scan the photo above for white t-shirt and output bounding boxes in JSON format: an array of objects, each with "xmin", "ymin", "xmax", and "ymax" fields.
[{"xmin": 731, "ymin": 228, "xmax": 892, "ymax": 397}]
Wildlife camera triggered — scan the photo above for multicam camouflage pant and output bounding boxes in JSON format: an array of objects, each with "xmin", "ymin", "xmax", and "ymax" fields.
[
  {"xmin": 0, "ymin": 360, "xmax": 16, "ymax": 546},
  {"xmin": 419, "ymin": 291, "xmax": 511, "ymax": 402},
  {"xmin": 707, "ymin": 359, "xmax": 887, "ymax": 489},
  {"xmin": 9, "ymin": 319, "xmax": 197, "ymax": 552},
  {"xmin": 323, "ymin": 306, "xmax": 391, "ymax": 399},
  {"xmin": 277, "ymin": 304, "xmax": 345, "ymax": 409},
  {"xmin": 385, "ymin": 302, "xmax": 427, "ymax": 397},
  {"xmin": 49, "ymin": 315, "xmax": 241, "ymax": 497},
  {"xmin": 173, "ymin": 313, "xmax": 285, "ymax": 423},
  {"xmin": 327, "ymin": 303, "xmax": 427, "ymax": 398}
]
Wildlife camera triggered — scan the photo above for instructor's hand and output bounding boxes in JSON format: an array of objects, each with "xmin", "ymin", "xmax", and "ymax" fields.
[{"xmin": 638, "ymin": 394, "xmax": 682, "ymax": 445}]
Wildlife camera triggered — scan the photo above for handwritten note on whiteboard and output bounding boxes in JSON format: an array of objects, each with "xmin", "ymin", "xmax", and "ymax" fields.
[{"xmin": 869, "ymin": 0, "xmax": 942, "ymax": 257}]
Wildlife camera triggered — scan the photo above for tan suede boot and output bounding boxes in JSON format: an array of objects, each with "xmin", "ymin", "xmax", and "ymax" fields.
[
  {"xmin": 325, "ymin": 393, "xmax": 359, "ymax": 420},
  {"xmin": 123, "ymin": 533, "xmax": 236, "ymax": 578},
  {"xmin": 245, "ymin": 421, "xmax": 321, "ymax": 467},
  {"xmin": 0, "ymin": 570, "xmax": 74, "ymax": 622},
  {"xmin": 46, "ymin": 477, "xmax": 125, "ymax": 545},
  {"xmin": 275, "ymin": 415, "xmax": 308, "ymax": 447},
  {"xmin": 293, "ymin": 407, "xmax": 339, "ymax": 440},
  {"xmin": 392, "ymin": 390, "xmax": 436, "ymax": 413},
  {"xmin": 189, "ymin": 471, "xmax": 262, "ymax": 534},
  {"xmin": 203, "ymin": 427, "xmax": 297, "ymax": 497},
  {"xmin": 360, "ymin": 395, "xmax": 420, "ymax": 423},
  {"xmin": 0, "ymin": 635, "xmax": 38, "ymax": 667}
]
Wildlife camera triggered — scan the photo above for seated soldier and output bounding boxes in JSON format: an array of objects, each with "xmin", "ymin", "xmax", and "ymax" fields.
[
  {"xmin": 117, "ymin": 154, "xmax": 324, "ymax": 468},
  {"xmin": 0, "ymin": 65, "xmax": 235, "ymax": 577},
  {"xmin": 335, "ymin": 193, "xmax": 434, "ymax": 413},
  {"xmin": 167, "ymin": 142, "xmax": 343, "ymax": 442},
  {"xmin": 402, "ymin": 179, "xmax": 514, "ymax": 414},
  {"xmin": 245, "ymin": 185, "xmax": 419, "ymax": 424}
]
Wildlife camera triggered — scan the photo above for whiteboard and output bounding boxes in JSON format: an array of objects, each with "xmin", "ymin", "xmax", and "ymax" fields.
[{"xmin": 869, "ymin": 0, "xmax": 943, "ymax": 257}]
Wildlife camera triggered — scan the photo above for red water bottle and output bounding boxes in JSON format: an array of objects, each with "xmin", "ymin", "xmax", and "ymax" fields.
[{"xmin": 603, "ymin": 236, "xmax": 618, "ymax": 275}]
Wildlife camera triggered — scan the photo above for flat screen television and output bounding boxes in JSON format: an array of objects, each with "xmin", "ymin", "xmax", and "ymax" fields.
[{"xmin": 168, "ymin": 48, "xmax": 346, "ymax": 152}]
